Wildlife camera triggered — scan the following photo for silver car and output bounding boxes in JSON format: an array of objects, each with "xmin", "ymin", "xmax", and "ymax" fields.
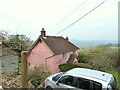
[{"xmin": 45, "ymin": 68, "xmax": 118, "ymax": 90}]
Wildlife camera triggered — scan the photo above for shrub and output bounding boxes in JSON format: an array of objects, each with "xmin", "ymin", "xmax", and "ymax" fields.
[
  {"xmin": 27, "ymin": 66, "xmax": 51, "ymax": 88},
  {"xmin": 59, "ymin": 63, "xmax": 93, "ymax": 72},
  {"xmin": 78, "ymin": 51, "xmax": 86, "ymax": 63}
]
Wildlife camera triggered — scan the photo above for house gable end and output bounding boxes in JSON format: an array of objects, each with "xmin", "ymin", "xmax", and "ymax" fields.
[
  {"xmin": 40, "ymin": 37, "xmax": 54, "ymax": 55},
  {"xmin": 28, "ymin": 36, "xmax": 54, "ymax": 56}
]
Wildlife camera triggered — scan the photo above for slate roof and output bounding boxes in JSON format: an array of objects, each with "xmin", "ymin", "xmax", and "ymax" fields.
[{"xmin": 29, "ymin": 35, "xmax": 79, "ymax": 55}]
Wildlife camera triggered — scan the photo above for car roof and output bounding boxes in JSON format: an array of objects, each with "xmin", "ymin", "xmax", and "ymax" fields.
[{"xmin": 66, "ymin": 68, "xmax": 112, "ymax": 82}]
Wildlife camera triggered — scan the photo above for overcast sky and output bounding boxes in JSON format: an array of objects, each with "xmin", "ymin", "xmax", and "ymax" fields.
[{"xmin": 0, "ymin": 0, "xmax": 118, "ymax": 41}]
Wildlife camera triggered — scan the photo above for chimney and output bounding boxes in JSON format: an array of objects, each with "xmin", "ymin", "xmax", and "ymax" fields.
[
  {"xmin": 66, "ymin": 36, "xmax": 69, "ymax": 41},
  {"xmin": 41, "ymin": 28, "xmax": 46, "ymax": 37}
]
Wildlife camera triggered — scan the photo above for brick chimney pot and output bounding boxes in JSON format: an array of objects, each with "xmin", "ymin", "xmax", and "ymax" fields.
[{"xmin": 41, "ymin": 28, "xmax": 46, "ymax": 37}]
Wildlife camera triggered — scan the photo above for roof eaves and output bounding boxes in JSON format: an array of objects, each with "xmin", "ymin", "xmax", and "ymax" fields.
[
  {"xmin": 68, "ymin": 41, "xmax": 79, "ymax": 50},
  {"xmin": 54, "ymin": 49, "xmax": 78, "ymax": 56}
]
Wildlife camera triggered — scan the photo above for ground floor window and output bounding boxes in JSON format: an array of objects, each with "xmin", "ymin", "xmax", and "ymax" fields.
[
  {"xmin": 28, "ymin": 63, "xmax": 30, "ymax": 66},
  {"xmin": 62, "ymin": 53, "xmax": 66, "ymax": 59}
]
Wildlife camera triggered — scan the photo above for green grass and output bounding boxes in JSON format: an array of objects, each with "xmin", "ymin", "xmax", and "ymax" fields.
[
  {"xmin": 110, "ymin": 47, "xmax": 120, "ymax": 52},
  {"xmin": 78, "ymin": 48, "xmax": 105, "ymax": 56},
  {"xmin": 110, "ymin": 47, "xmax": 120, "ymax": 49}
]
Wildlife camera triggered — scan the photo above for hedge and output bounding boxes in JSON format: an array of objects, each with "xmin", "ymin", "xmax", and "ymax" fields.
[{"xmin": 59, "ymin": 63, "xmax": 93, "ymax": 72}]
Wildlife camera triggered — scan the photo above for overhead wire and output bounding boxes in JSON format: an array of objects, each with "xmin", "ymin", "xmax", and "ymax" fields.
[
  {"xmin": 55, "ymin": 0, "xmax": 107, "ymax": 35},
  {"xmin": 47, "ymin": 0, "xmax": 88, "ymax": 33}
]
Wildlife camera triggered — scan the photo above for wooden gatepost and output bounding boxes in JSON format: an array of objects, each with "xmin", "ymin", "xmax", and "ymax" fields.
[{"xmin": 21, "ymin": 51, "xmax": 28, "ymax": 88}]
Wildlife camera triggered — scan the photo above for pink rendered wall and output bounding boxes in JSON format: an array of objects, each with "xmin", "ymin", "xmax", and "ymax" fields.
[
  {"xmin": 28, "ymin": 39, "xmax": 79, "ymax": 74},
  {"xmin": 46, "ymin": 57, "xmax": 56, "ymax": 73},
  {"xmin": 47, "ymin": 50, "xmax": 78, "ymax": 74},
  {"xmin": 75, "ymin": 50, "xmax": 78, "ymax": 56},
  {"xmin": 74, "ymin": 50, "xmax": 78, "ymax": 63},
  {"xmin": 28, "ymin": 41, "xmax": 53, "ymax": 69}
]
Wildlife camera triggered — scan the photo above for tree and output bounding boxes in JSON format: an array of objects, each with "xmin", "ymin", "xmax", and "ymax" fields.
[
  {"xmin": 8, "ymin": 34, "xmax": 33, "ymax": 51},
  {"xmin": 0, "ymin": 30, "xmax": 33, "ymax": 56},
  {"xmin": 0, "ymin": 30, "xmax": 9, "ymax": 41}
]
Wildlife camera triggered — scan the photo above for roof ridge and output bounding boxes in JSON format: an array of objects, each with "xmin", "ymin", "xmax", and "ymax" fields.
[{"xmin": 46, "ymin": 35, "xmax": 64, "ymax": 38}]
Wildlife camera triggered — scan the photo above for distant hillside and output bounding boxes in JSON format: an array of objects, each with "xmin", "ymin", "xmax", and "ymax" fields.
[{"xmin": 70, "ymin": 39, "xmax": 118, "ymax": 49}]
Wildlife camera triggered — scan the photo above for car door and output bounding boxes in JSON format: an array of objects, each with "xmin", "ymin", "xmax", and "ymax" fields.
[
  {"xmin": 75, "ymin": 77, "xmax": 92, "ymax": 90},
  {"xmin": 55, "ymin": 75, "xmax": 76, "ymax": 90},
  {"xmin": 92, "ymin": 81, "xmax": 102, "ymax": 90}
]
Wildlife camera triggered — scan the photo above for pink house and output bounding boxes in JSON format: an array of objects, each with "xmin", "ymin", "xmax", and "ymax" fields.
[{"xmin": 28, "ymin": 28, "xmax": 79, "ymax": 74}]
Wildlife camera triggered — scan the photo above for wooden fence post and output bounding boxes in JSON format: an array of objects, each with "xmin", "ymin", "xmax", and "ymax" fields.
[{"xmin": 21, "ymin": 51, "xmax": 28, "ymax": 88}]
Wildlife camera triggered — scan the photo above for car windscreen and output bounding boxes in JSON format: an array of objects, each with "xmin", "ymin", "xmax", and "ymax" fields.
[
  {"xmin": 52, "ymin": 72, "xmax": 64, "ymax": 82},
  {"xmin": 109, "ymin": 76, "xmax": 118, "ymax": 90}
]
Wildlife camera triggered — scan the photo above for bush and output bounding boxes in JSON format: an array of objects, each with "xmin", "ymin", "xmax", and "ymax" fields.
[
  {"xmin": 78, "ymin": 51, "xmax": 86, "ymax": 63},
  {"xmin": 27, "ymin": 66, "xmax": 51, "ymax": 88},
  {"xmin": 59, "ymin": 63, "xmax": 93, "ymax": 72}
]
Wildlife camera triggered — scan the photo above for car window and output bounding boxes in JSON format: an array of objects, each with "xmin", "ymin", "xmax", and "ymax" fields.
[
  {"xmin": 93, "ymin": 81, "xmax": 102, "ymax": 90},
  {"xmin": 52, "ymin": 73, "xmax": 64, "ymax": 82},
  {"xmin": 76, "ymin": 78, "xmax": 91, "ymax": 90},
  {"xmin": 58, "ymin": 75, "xmax": 74, "ymax": 86}
]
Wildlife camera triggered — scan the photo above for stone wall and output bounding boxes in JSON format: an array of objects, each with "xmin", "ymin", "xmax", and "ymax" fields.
[{"xmin": 0, "ymin": 55, "xmax": 18, "ymax": 74}]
